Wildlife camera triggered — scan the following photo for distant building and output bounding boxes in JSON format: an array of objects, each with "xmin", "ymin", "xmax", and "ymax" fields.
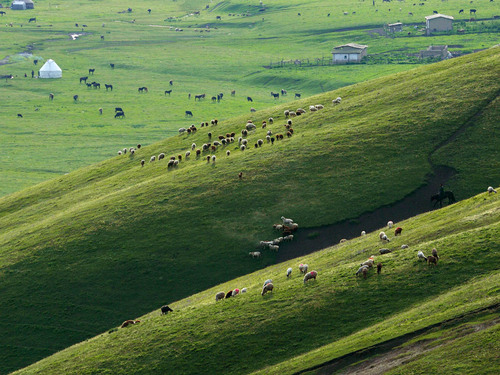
[
  {"xmin": 24, "ymin": 0, "xmax": 34, "ymax": 9},
  {"xmin": 419, "ymin": 45, "xmax": 450, "ymax": 59},
  {"xmin": 11, "ymin": 1, "xmax": 26, "ymax": 10},
  {"xmin": 332, "ymin": 43, "xmax": 368, "ymax": 64},
  {"xmin": 387, "ymin": 22, "xmax": 403, "ymax": 33},
  {"xmin": 39, "ymin": 59, "xmax": 62, "ymax": 79},
  {"xmin": 425, "ymin": 14, "xmax": 453, "ymax": 35}
]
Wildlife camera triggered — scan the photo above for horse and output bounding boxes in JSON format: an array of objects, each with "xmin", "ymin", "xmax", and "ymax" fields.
[
  {"xmin": 185, "ymin": 110, "xmax": 193, "ymax": 117},
  {"xmin": 271, "ymin": 92, "xmax": 279, "ymax": 99},
  {"xmin": 247, "ymin": 96, "xmax": 253, "ymax": 102},
  {"xmin": 88, "ymin": 68, "xmax": 95, "ymax": 75},
  {"xmin": 164, "ymin": 90, "xmax": 172, "ymax": 95},
  {"xmin": 431, "ymin": 191, "xmax": 456, "ymax": 207},
  {"xmin": 105, "ymin": 84, "xmax": 113, "ymax": 91},
  {"xmin": 138, "ymin": 86, "xmax": 148, "ymax": 93},
  {"xmin": 115, "ymin": 111, "xmax": 125, "ymax": 118},
  {"xmin": 470, "ymin": 8, "xmax": 476, "ymax": 15},
  {"xmin": 194, "ymin": 94, "xmax": 205, "ymax": 101},
  {"xmin": 80, "ymin": 76, "xmax": 88, "ymax": 83},
  {"xmin": 92, "ymin": 82, "xmax": 100, "ymax": 89},
  {"xmin": 295, "ymin": 93, "xmax": 301, "ymax": 98},
  {"xmin": 28, "ymin": 17, "xmax": 36, "ymax": 23}
]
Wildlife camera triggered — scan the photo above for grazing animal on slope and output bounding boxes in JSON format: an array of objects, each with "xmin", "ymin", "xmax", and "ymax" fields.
[{"xmin": 161, "ymin": 305, "xmax": 173, "ymax": 314}]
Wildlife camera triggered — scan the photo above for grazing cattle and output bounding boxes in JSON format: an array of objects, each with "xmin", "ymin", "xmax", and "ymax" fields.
[
  {"xmin": 17, "ymin": 114, "xmax": 23, "ymax": 118},
  {"xmin": 89, "ymin": 68, "xmax": 95, "ymax": 75},
  {"xmin": 110, "ymin": 63, "xmax": 115, "ymax": 69},
  {"xmin": 29, "ymin": 17, "xmax": 36, "ymax": 23},
  {"xmin": 185, "ymin": 110, "xmax": 193, "ymax": 117},
  {"xmin": 0, "ymin": 11, "xmax": 6, "ymax": 16},
  {"xmin": 211, "ymin": 96, "xmax": 217, "ymax": 102},
  {"xmin": 73, "ymin": 95, "xmax": 79, "ymax": 102},
  {"xmin": 49, "ymin": 93, "xmax": 54, "ymax": 101},
  {"xmin": 92, "ymin": 82, "xmax": 100, "ymax": 89},
  {"xmin": 433, "ymin": 10, "xmax": 438, "ymax": 14},
  {"xmin": 247, "ymin": 96, "xmax": 253, "ymax": 102},
  {"xmin": 295, "ymin": 93, "xmax": 301, "ymax": 98},
  {"xmin": 138, "ymin": 86, "xmax": 148, "ymax": 93},
  {"xmin": 161, "ymin": 305, "xmax": 173, "ymax": 314},
  {"xmin": 86, "ymin": 83, "xmax": 92, "ymax": 88},
  {"xmin": 105, "ymin": 84, "xmax": 113, "ymax": 91},
  {"xmin": 164, "ymin": 90, "xmax": 172, "ymax": 95},
  {"xmin": 80, "ymin": 76, "xmax": 88, "ymax": 83},
  {"xmin": 195, "ymin": 94, "xmax": 205, "ymax": 101},
  {"xmin": 470, "ymin": 9, "xmax": 476, "ymax": 14},
  {"xmin": 271, "ymin": 92, "xmax": 279, "ymax": 99},
  {"xmin": 115, "ymin": 111, "xmax": 125, "ymax": 118}
]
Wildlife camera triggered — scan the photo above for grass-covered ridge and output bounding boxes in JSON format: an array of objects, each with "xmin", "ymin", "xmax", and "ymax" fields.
[
  {"xmin": 1, "ymin": 47, "xmax": 499, "ymax": 372},
  {"xmin": 1, "ymin": 0, "xmax": 499, "ymax": 196},
  {"xmin": 13, "ymin": 185, "xmax": 500, "ymax": 374}
]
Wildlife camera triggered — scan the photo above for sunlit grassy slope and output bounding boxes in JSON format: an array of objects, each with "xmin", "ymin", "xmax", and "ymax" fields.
[
  {"xmin": 1, "ymin": 47, "xmax": 499, "ymax": 373},
  {"xmin": 14, "ymin": 184, "xmax": 500, "ymax": 374},
  {"xmin": 1, "ymin": 0, "xmax": 499, "ymax": 196}
]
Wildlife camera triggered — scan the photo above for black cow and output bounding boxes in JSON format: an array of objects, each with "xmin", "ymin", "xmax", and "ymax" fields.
[
  {"xmin": 185, "ymin": 110, "xmax": 193, "ymax": 117},
  {"xmin": 161, "ymin": 305, "xmax": 173, "ymax": 314}
]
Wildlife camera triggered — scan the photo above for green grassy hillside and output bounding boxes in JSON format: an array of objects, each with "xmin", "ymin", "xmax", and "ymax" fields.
[
  {"xmin": 1, "ymin": 46, "xmax": 499, "ymax": 373},
  {"xmin": 1, "ymin": 0, "xmax": 499, "ymax": 196},
  {"xmin": 13, "ymin": 184, "xmax": 500, "ymax": 374}
]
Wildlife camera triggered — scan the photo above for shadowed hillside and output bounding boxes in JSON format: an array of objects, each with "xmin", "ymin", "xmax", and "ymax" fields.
[{"xmin": 1, "ymin": 47, "xmax": 499, "ymax": 373}]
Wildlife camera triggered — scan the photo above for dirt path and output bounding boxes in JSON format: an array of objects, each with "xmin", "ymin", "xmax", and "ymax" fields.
[
  {"xmin": 276, "ymin": 91, "xmax": 500, "ymax": 263},
  {"xmin": 295, "ymin": 303, "xmax": 499, "ymax": 375}
]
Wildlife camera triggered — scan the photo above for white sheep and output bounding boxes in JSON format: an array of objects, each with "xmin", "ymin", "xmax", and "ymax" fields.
[
  {"xmin": 286, "ymin": 267, "xmax": 292, "ymax": 277},
  {"xmin": 273, "ymin": 224, "xmax": 283, "ymax": 231},
  {"xmin": 387, "ymin": 221, "xmax": 394, "ymax": 228},
  {"xmin": 191, "ymin": 143, "xmax": 196, "ymax": 150},
  {"xmin": 123, "ymin": 148, "xmax": 127, "ymax": 154},
  {"xmin": 303, "ymin": 270, "xmax": 317, "ymax": 284},
  {"xmin": 261, "ymin": 282, "xmax": 274, "ymax": 295},
  {"xmin": 488, "ymin": 186, "xmax": 497, "ymax": 194},
  {"xmin": 250, "ymin": 108, "xmax": 256, "ymax": 112},
  {"xmin": 226, "ymin": 150, "xmax": 230, "ymax": 156},
  {"xmin": 241, "ymin": 288, "xmax": 247, "ymax": 293},
  {"xmin": 240, "ymin": 145, "xmax": 246, "ymax": 151},
  {"xmin": 242, "ymin": 139, "xmax": 248, "ymax": 146},
  {"xmin": 298, "ymin": 263, "xmax": 308, "ymax": 274},
  {"xmin": 332, "ymin": 97, "xmax": 342, "ymax": 104},
  {"xmin": 269, "ymin": 244, "xmax": 279, "ymax": 251},
  {"xmin": 269, "ymin": 117, "xmax": 274, "ymax": 123},
  {"xmin": 260, "ymin": 241, "xmax": 274, "ymax": 248},
  {"xmin": 158, "ymin": 153, "xmax": 165, "ymax": 160},
  {"xmin": 211, "ymin": 155, "xmax": 216, "ymax": 163},
  {"xmin": 185, "ymin": 151, "xmax": 191, "ymax": 158},
  {"xmin": 361, "ymin": 230, "xmax": 366, "ymax": 236},
  {"xmin": 272, "ymin": 237, "xmax": 283, "ymax": 245},
  {"xmin": 263, "ymin": 279, "xmax": 272, "ymax": 287},
  {"xmin": 150, "ymin": 156, "xmax": 156, "ymax": 162},
  {"xmin": 173, "ymin": 160, "xmax": 179, "ymax": 166},
  {"xmin": 309, "ymin": 105, "xmax": 317, "ymax": 111},
  {"xmin": 178, "ymin": 127, "xmax": 187, "ymax": 134},
  {"xmin": 296, "ymin": 108, "xmax": 306, "ymax": 114},
  {"xmin": 361, "ymin": 256, "xmax": 375, "ymax": 267},
  {"xmin": 281, "ymin": 216, "xmax": 294, "ymax": 226},
  {"xmin": 232, "ymin": 289, "xmax": 240, "ymax": 296},
  {"xmin": 246, "ymin": 123, "xmax": 256, "ymax": 131},
  {"xmin": 417, "ymin": 250, "xmax": 427, "ymax": 261},
  {"xmin": 118, "ymin": 151, "xmax": 122, "ymax": 155},
  {"xmin": 284, "ymin": 235, "xmax": 294, "ymax": 241},
  {"xmin": 284, "ymin": 110, "xmax": 290, "ymax": 118},
  {"xmin": 130, "ymin": 149, "xmax": 135, "ymax": 155},
  {"xmin": 249, "ymin": 251, "xmax": 261, "ymax": 258},
  {"xmin": 266, "ymin": 135, "xmax": 271, "ymax": 142},
  {"xmin": 315, "ymin": 104, "xmax": 324, "ymax": 110},
  {"xmin": 379, "ymin": 231, "xmax": 390, "ymax": 242},
  {"xmin": 215, "ymin": 291, "xmax": 225, "ymax": 301},
  {"xmin": 401, "ymin": 244, "xmax": 409, "ymax": 249}
]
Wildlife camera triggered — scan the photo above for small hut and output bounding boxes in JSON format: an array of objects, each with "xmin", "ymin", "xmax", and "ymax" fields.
[
  {"xmin": 24, "ymin": 0, "xmax": 34, "ymax": 9},
  {"xmin": 425, "ymin": 14, "xmax": 453, "ymax": 35},
  {"xmin": 11, "ymin": 1, "xmax": 27, "ymax": 10},
  {"xmin": 387, "ymin": 22, "xmax": 403, "ymax": 33},
  {"xmin": 39, "ymin": 59, "xmax": 62, "ymax": 79},
  {"xmin": 332, "ymin": 43, "xmax": 368, "ymax": 64}
]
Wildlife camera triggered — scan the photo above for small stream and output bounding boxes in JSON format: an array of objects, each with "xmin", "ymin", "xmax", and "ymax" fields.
[{"xmin": 276, "ymin": 165, "xmax": 456, "ymax": 262}]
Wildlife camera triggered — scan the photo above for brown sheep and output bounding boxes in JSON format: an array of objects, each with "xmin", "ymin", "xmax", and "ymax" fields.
[
  {"xmin": 395, "ymin": 227, "xmax": 402, "ymax": 236},
  {"xmin": 238, "ymin": 172, "xmax": 243, "ymax": 179},
  {"xmin": 196, "ymin": 149, "xmax": 201, "ymax": 156},
  {"xmin": 428, "ymin": 255, "xmax": 438, "ymax": 266},
  {"xmin": 362, "ymin": 267, "xmax": 368, "ymax": 279},
  {"xmin": 432, "ymin": 248, "xmax": 439, "ymax": 260},
  {"xmin": 121, "ymin": 319, "xmax": 140, "ymax": 328}
]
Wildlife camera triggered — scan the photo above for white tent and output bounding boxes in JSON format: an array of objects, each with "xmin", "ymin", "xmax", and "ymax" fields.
[{"xmin": 39, "ymin": 59, "xmax": 62, "ymax": 79}]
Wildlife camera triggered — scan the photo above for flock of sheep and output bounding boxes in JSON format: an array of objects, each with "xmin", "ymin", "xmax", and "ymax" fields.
[{"xmin": 115, "ymin": 96, "xmax": 342, "ymax": 172}]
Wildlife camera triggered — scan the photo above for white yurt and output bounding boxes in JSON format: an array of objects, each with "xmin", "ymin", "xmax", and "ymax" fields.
[{"xmin": 39, "ymin": 59, "xmax": 62, "ymax": 78}]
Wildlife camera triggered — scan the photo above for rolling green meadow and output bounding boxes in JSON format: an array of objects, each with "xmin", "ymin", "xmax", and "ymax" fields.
[
  {"xmin": 0, "ymin": 0, "xmax": 499, "ymax": 373},
  {"xmin": 0, "ymin": 0, "xmax": 499, "ymax": 196}
]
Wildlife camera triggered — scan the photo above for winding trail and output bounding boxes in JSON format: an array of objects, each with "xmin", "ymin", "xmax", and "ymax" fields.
[{"xmin": 277, "ymin": 91, "xmax": 499, "ymax": 262}]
